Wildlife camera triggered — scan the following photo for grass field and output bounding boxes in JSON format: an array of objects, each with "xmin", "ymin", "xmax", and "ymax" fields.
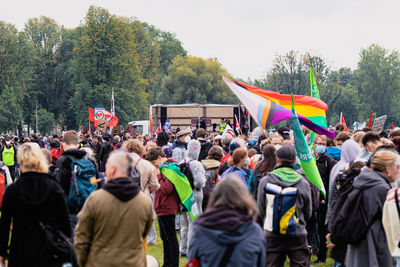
[{"xmin": 147, "ymin": 219, "xmax": 334, "ymax": 267}]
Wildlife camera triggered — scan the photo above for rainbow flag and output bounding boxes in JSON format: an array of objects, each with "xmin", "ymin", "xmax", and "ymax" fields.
[{"xmin": 223, "ymin": 77, "xmax": 336, "ymax": 138}]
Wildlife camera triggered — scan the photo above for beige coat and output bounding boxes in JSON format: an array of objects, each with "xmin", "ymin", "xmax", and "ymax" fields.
[
  {"xmin": 74, "ymin": 189, "xmax": 154, "ymax": 267},
  {"xmin": 131, "ymin": 153, "xmax": 160, "ymax": 196}
]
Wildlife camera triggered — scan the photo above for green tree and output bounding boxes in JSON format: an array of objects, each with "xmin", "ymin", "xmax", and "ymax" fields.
[
  {"xmin": 31, "ymin": 108, "xmax": 55, "ymax": 134},
  {"xmin": 355, "ymin": 44, "xmax": 400, "ymax": 125},
  {"xmin": 72, "ymin": 6, "xmax": 149, "ymax": 126},
  {"xmin": 0, "ymin": 86, "xmax": 22, "ymax": 133},
  {"xmin": 161, "ymin": 56, "xmax": 237, "ymax": 104}
]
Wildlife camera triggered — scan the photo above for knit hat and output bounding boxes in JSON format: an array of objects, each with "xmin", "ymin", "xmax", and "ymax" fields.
[
  {"xmin": 229, "ymin": 141, "xmax": 241, "ymax": 155},
  {"xmin": 275, "ymin": 145, "xmax": 296, "ymax": 160}
]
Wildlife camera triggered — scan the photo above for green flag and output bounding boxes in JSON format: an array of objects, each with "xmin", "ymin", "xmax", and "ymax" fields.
[
  {"xmin": 160, "ymin": 162, "xmax": 200, "ymax": 221},
  {"xmin": 309, "ymin": 67, "xmax": 327, "ymax": 146},
  {"xmin": 292, "ymin": 95, "xmax": 326, "ymax": 198}
]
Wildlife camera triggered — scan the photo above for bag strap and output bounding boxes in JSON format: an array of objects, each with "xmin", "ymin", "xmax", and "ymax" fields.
[
  {"xmin": 394, "ymin": 188, "xmax": 400, "ymax": 220},
  {"xmin": 218, "ymin": 242, "xmax": 238, "ymax": 267}
]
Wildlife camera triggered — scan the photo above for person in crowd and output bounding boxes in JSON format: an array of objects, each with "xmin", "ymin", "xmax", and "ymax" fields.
[
  {"xmin": 270, "ymin": 134, "xmax": 283, "ymax": 149},
  {"xmin": 362, "ymin": 132, "xmax": 384, "ymax": 157},
  {"xmin": 75, "ymin": 150, "xmax": 153, "ymax": 267},
  {"xmin": 278, "ymin": 126, "xmax": 291, "ymax": 140},
  {"xmin": 326, "ymin": 138, "xmax": 341, "ymax": 161},
  {"xmin": 146, "ymin": 148, "xmax": 180, "ymax": 267},
  {"xmin": 187, "ymin": 175, "xmax": 265, "ymax": 267},
  {"xmin": 219, "ymin": 118, "xmax": 227, "ymax": 135},
  {"xmin": 0, "ymin": 136, "xmax": 17, "ymax": 181},
  {"xmin": 0, "ymin": 143, "xmax": 72, "ymax": 266},
  {"xmin": 157, "ymin": 131, "xmax": 172, "ymax": 158},
  {"xmin": 213, "ymin": 135, "xmax": 222, "ymax": 147},
  {"xmin": 111, "ymin": 135, "xmax": 122, "ymax": 150},
  {"xmin": 220, "ymin": 134, "xmax": 233, "ymax": 155},
  {"xmin": 49, "ymin": 139, "xmax": 62, "ymax": 164},
  {"xmin": 220, "ymin": 148, "xmax": 250, "ymax": 186},
  {"xmin": 335, "ymin": 132, "xmax": 350, "ymax": 146},
  {"xmin": 257, "ymin": 145, "xmax": 312, "ymax": 266},
  {"xmin": 179, "ymin": 140, "xmax": 206, "ymax": 257},
  {"xmin": 250, "ymin": 144, "xmax": 276, "ymax": 200},
  {"xmin": 382, "ymin": 184, "xmax": 400, "ymax": 267},
  {"xmin": 218, "ymin": 141, "xmax": 241, "ymax": 176},
  {"xmin": 98, "ymin": 135, "xmax": 113, "ymax": 172},
  {"xmin": 335, "ymin": 123, "xmax": 346, "ymax": 133},
  {"xmin": 90, "ymin": 135, "xmax": 102, "ymax": 166},
  {"xmin": 172, "ymin": 130, "xmax": 191, "ymax": 164},
  {"xmin": 327, "ymin": 139, "xmax": 362, "ymax": 222},
  {"xmin": 55, "ymin": 130, "xmax": 97, "ymax": 234},
  {"xmin": 122, "ymin": 139, "xmax": 160, "ymax": 246},
  {"xmin": 345, "ymin": 150, "xmax": 396, "ymax": 266},
  {"xmin": 196, "ymin": 129, "xmax": 213, "ymax": 161},
  {"xmin": 312, "ymin": 135, "xmax": 338, "ymax": 265},
  {"xmin": 201, "ymin": 146, "xmax": 224, "ymax": 210}
]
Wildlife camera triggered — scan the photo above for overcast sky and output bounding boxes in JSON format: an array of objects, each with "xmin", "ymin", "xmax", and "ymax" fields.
[{"xmin": 1, "ymin": 0, "xmax": 399, "ymax": 79}]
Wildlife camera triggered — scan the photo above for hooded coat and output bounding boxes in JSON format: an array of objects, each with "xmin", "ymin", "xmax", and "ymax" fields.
[
  {"xmin": 74, "ymin": 178, "xmax": 154, "ymax": 267},
  {"xmin": 327, "ymin": 140, "xmax": 361, "ymax": 222},
  {"xmin": 187, "ymin": 207, "xmax": 265, "ymax": 267},
  {"xmin": 0, "ymin": 172, "xmax": 71, "ymax": 267},
  {"xmin": 345, "ymin": 168, "xmax": 394, "ymax": 267},
  {"xmin": 184, "ymin": 140, "xmax": 206, "ymax": 213},
  {"xmin": 172, "ymin": 140, "xmax": 187, "ymax": 164}
]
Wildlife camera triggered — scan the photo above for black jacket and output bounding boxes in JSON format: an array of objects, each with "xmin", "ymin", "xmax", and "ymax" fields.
[
  {"xmin": 316, "ymin": 153, "xmax": 337, "ymax": 201},
  {"xmin": 99, "ymin": 142, "xmax": 113, "ymax": 172},
  {"xmin": 0, "ymin": 172, "xmax": 71, "ymax": 266}
]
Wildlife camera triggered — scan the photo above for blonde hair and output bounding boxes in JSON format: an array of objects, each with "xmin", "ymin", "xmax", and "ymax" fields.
[
  {"xmin": 18, "ymin": 143, "xmax": 48, "ymax": 173},
  {"xmin": 371, "ymin": 150, "xmax": 399, "ymax": 172},
  {"xmin": 122, "ymin": 139, "xmax": 145, "ymax": 156}
]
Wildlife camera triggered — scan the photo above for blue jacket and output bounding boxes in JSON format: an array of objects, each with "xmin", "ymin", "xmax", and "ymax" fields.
[
  {"xmin": 188, "ymin": 216, "xmax": 265, "ymax": 266},
  {"xmin": 220, "ymin": 166, "xmax": 248, "ymax": 185}
]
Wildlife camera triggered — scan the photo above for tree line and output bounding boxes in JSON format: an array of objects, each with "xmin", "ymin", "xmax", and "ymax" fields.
[{"xmin": 0, "ymin": 6, "xmax": 399, "ymax": 134}]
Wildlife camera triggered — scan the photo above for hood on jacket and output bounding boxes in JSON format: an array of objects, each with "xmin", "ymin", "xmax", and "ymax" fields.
[
  {"xmin": 162, "ymin": 145, "xmax": 173, "ymax": 158},
  {"xmin": 201, "ymin": 159, "xmax": 221, "ymax": 170},
  {"xmin": 341, "ymin": 139, "xmax": 361, "ymax": 164},
  {"xmin": 62, "ymin": 148, "xmax": 87, "ymax": 159},
  {"xmin": 354, "ymin": 168, "xmax": 390, "ymax": 190},
  {"xmin": 16, "ymin": 172, "xmax": 62, "ymax": 206},
  {"xmin": 186, "ymin": 139, "xmax": 201, "ymax": 161},
  {"xmin": 267, "ymin": 168, "xmax": 303, "ymax": 187},
  {"xmin": 196, "ymin": 206, "xmax": 252, "ymax": 231},
  {"xmin": 172, "ymin": 140, "xmax": 187, "ymax": 150},
  {"xmin": 102, "ymin": 177, "xmax": 140, "ymax": 202},
  {"xmin": 272, "ymin": 167, "xmax": 302, "ymax": 183},
  {"xmin": 326, "ymin": 147, "xmax": 341, "ymax": 161}
]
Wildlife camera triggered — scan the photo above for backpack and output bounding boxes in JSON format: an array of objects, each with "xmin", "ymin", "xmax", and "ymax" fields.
[
  {"xmin": 130, "ymin": 159, "xmax": 142, "ymax": 190},
  {"xmin": 179, "ymin": 160, "xmax": 195, "ymax": 189},
  {"xmin": 66, "ymin": 157, "xmax": 97, "ymax": 213},
  {"xmin": 264, "ymin": 183, "xmax": 298, "ymax": 235},
  {"xmin": 329, "ymin": 168, "xmax": 374, "ymax": 245},
  {"xmin": 203, "ymin": 169, "xmax": 218, "ymax": 197}
]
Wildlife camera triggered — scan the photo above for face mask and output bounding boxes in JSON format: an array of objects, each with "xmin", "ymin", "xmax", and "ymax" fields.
[
  {"xmin": 274, "ymin": 144, "xmax": 281, "ymax": 150},
  {"xmin": 184, "ymin": 136, "xmax": 191, "ymax": 143},
  {"xmin": 244, "ymin": 157, "xmax": 251, "ymax": 166},
  {"xmin": 315, "ymin": 145, "xmax": 326, "ymax": 155}
]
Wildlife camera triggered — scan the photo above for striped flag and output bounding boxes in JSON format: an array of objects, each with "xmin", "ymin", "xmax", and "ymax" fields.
[{"xmin": 234, "ymin": 114, "xmax": 240, "ymax": 134}]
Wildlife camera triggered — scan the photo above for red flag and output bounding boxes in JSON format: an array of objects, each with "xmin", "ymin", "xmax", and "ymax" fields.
[
  {"xmin": 88, "ymin": 124, "xmax": 91, "ymax": 134},
  {"xmin": 130, "ymin": 127, "xmax": 134, "ymax": 136},
  {"xmin": 155, "ymin": 123, "xmax": 162, "ymax": 135},
  {"xmin": 89, "ymin": 107, "xmax": 95, "ymax": 122},
  {"xmin": 80, "ymin": 127, "xmax": 83, "ymax": 134},
  {"xmin": 392, "ymin": 122, "xmax": 394, "ymax": 130},
  {"xmin": 149, "ymin": 114, "xmax": 153, "ymax": 136},
  {"xmin": 368, "ymin": 110, "xmax": 373, "ymax": 128},
  {"xmin": 340, "ymin": 112, "xmax": 348, "ymax": 132}
]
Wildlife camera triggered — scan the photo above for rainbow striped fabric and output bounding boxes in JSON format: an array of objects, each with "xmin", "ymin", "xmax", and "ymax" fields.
[{"xmin": 223, "ymin": 77, "xmax": 336, "ymax": 138}]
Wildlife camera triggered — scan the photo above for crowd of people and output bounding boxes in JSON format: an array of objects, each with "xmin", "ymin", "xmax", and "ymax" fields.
[{"xmin": 0, "ymin": 123, "xmax": 399, "ymax": 267}]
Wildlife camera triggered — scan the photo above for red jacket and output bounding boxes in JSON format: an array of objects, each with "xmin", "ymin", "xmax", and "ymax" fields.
[
  {"xmin": 50, "ymin": 148, "xmax": 62, "ymax": 163},
  {"xmin": 153, "ymin": 158, "xmax": 180, "ymax": 217}
]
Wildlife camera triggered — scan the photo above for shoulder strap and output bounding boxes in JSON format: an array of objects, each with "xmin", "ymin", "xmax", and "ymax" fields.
[
  {"xmin": 395, "ymin": 188, "xmax": 400, "ymax": 220},
  {"xmin": 218, "ymin": 242, "xmax": 238, "ymax": 267}
]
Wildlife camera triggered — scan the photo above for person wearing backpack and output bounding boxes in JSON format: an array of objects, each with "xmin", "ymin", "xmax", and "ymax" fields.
[
  {"xmin": 187, "ymin": 175, "xmax": 265, "ymax": 267},
  {"xmin": 256, "ymin": 145, "xmax": 312, "ymax": 267},
  {"xmin": 342, "ymin": 150, "xmax": 396, "ymax": 267},
  {"xmin": 201, "ymin": 146, "xmax": 224, "ymax": 211},
  {"xmin": 74, "ymin": 150, "xmax": 154, "ymax": 267},
  {"xmin": 179, "ymin": 139, "xmax": 206, "ymax": 257},
  {"xmin": 0, "ymin": 143, "xmax": 74, "ymax": 267},
  {"xmin": 55, "ymin": 130, "xmax": 98, "ymax": 236}
]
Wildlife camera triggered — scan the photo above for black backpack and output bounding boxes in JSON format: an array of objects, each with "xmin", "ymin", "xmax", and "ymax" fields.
[
  {"xmin": 203, "ymin": 169, "xmax": 218, "ymax": 197},
  {"xmin": 329, "ymin": 168, "xmax": 374, "ymax": 245},
  {"xmin": 179, "ymin": 160, "xmax": 195, "ymax": 189}
]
